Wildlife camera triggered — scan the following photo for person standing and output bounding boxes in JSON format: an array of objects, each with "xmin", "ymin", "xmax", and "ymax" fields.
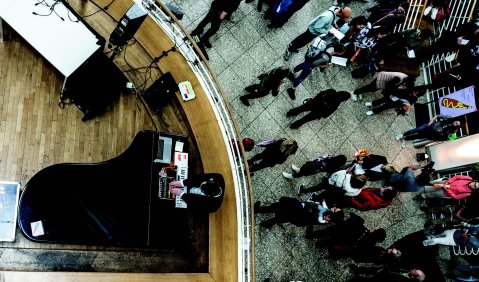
[
  {"xmin": 190, "ymin": 0, "xmax": 242, "ymax": 48},
  {"xmin": 282, "ymin": 6, "xmax": 352, "ymax": 61}
]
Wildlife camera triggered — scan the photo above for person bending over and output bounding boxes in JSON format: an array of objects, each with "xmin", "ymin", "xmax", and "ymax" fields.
[{"xmin": 169, "ymin": 173, "xmax": 225, "ymax": 212}]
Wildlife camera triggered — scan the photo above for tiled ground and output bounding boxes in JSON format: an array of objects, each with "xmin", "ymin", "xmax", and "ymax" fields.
[{"xmin": 176, "ymin": 0, "xmax": 455, "ymax": 281}]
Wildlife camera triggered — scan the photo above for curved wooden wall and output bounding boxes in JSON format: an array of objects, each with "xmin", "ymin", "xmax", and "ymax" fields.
[{"xmin": 3, "ymin": 0, "xmax": 242, "ymax": 281}]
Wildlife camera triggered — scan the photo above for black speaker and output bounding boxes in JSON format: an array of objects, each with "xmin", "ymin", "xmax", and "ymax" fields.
[
  {"xmin": 143, "ymin": 72, "xmax": 177, "ymax": 112},
  {"xmin": 109, "ymin": 3, "xmax": 148, "ymax": 46}
]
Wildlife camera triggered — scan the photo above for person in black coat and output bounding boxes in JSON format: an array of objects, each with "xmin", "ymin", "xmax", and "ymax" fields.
[
  {"xmin": 287, "ymin": 89, "xmax": 350, "ymax": 128},
  {"xmin": 169, "ymin": 173, "xmax": 225, "ymax": 213},
  {"xmin": 190, "ymin": 0, "xmax": 242, "ymax": 48}
]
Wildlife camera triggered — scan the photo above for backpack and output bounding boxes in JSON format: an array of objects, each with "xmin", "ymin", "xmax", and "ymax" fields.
[
  {"xmin": 306, "ymin": 36, "xmax": 328, "ymax": 59},
  {"xmin": 272, "ymin": 0, "xmax": 294, "ymax": 15}
]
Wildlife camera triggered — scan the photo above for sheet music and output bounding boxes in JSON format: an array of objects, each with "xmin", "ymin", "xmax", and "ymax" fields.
[
  {"xmin": 331, "ymin": 56, "xmax": 348, "ymax": 66},
  {"xmin": 174, "ymin": 153, "xmax": 188, "ymax": 208},
  {"xmin": 328, "ymin": 27, "xmax": 344, "ymax": 40}
]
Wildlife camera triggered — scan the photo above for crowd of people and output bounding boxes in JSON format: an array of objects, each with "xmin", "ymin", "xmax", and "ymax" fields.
[{"xmin": 188, "ymin": 0, "xmax": 478, "ymax": 281}]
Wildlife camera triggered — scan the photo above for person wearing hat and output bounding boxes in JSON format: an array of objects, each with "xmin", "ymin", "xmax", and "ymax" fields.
[
  {"xmin": 169, "ymin": 173, "xmax": 225, "ymax": 213},
  {"xmin": 283, "ymin": 6, "xmax": 352, "ymax": 61}
]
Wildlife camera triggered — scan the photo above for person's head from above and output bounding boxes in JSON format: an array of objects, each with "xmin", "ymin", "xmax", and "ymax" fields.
[
  {"xmin": 418, "ymin": 28, "xmax": 433, "ymax": 40},
  {"xmin": 387, "ymin": 247, "xmax": 402, "ymax": 258},
  {"xmin": 350, "ymin": 174, "xmax": 368, "ymax": 189},
  {"xmin": 324, "ymin": 208, "xmax": 345, "ymax": 223},
  {"xmin": 397, "ymin": 2, "xmax": 409, "ymax": 13},
  {"xmin": 330, "ymin": 42, "xmax": 346, "ymax": 56},
  {"xmin": 416, "ymin": 171, "xmax": 431, "ymax": 186},
  {"xmin": 402, "ymin": 76, "xmax": 416, "ymax": 89},
  {"xmin": 369, "ymin": 227, "xmax": 386, "ymax": 242},
  {"xmin": 370, "ymin": 26, "xmax": 390, "ymax": 39},
  {"xmin": 350, "ymin": 16, "xmax": 367, "ymax": 30},
  {"xmin": 337, "ymin": 7, "xmax": 352, "ymax": 21},
  {"xmin": 278, "ymin": 67, "xmax": 292, "ymax": 78},
  {"xmin": 279, "ymin": 138, "xmax": 298, "ymax": 156},
  {"xmin": 380, "ymin": 187, "xmax": 398, "ymax": 200},
  {"xmin": 336, "ymin": 91, "xmax": 352, "ymax": 102},
  {"xmin": 408, "ymin": 269, "xmax": 426, "ymax": 281},
  {"xmin": 354, "ymin": 149, "xmax": 369, "ymax": 165},
  {"xmin": 242, "ymin": 138, "xmax": 255, "ymax": 152},
  {"xmin": 469, "ymin": 181, "xmax": 479, "ymax": 190},
  {"xmin": 201, "ymin": 174, "xmax": 225, "ymax": 197}
]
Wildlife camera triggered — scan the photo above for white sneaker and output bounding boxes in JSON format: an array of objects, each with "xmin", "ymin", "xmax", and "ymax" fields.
[
  {"xmin": 431, "ymin": 7, "xmax": 439, "ymax": 20},
  {"xmin": 424, "ymin": 6, "xmax": 432, "ymax": 16},
  {"xmin": 396, "ymin": 133, "xmax": 403, "ymax": 140},
  {"xmin": 291, "ymin": 164, "xmax": 300, "ymax": 173},
  {"xmin": 332, "ymin": 0, "xmax": 338, "ymax": 5},
  {"xmin": 358, "ymin": 94, "xmax": 363, "ymax": 100},
  {"xmin": 365, "ymin": 102, "xmax": 372, "ymax": 107},
  {"xmin": 282, "ymin": 171, "xmax": 293, "ymax": 180},
  {"xmin": 366, "ymin": 111, "xmax": 374, "ymax": 116},
  {"xmin": 350, "ymin": 92, "xmax": 358, "ymax": 101}
]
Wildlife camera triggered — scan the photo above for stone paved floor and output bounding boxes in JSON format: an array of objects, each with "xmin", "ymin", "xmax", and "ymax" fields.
[{"xmin": 175, "ymin": 0, "xmax": 456, "ymax": 281}]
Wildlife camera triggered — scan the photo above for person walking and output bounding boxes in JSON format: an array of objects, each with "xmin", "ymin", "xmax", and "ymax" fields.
[
  {"xmin": 190, "ymin": 0, "xmax": 242, "ymax": 48},
  {"xmin": 282, "ymin": 6, "xmax": 352, "ymax": 61},
  {"xmin": 240, "ymin": 66, "xmax": 294, "ymax": 106},
  {"xmin": 286, "ymin": 89, "xmax": 350, "ymax": 128}
]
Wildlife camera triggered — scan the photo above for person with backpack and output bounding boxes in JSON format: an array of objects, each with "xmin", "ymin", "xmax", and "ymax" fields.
[
  {"xmin": 247, "ymin": 138, "xmax": 298, "ymax": 173},
  {"xmin": 286, "ymin": 41, "xmax": 346, "ymax": 99},
  {"xmin": 282, "ymin": 6, "xmax": 352, "ymax": 61},
  {"xmin": 286, "ymin": 88, "xmax": 350, "ymax": 128},
  {"xmin": 282, "ymin": 154, "xmax": 347, "ymax": 179},
  {"xmin": 239, "ymin": 66, "xmax": 294, "ymax": 106}
]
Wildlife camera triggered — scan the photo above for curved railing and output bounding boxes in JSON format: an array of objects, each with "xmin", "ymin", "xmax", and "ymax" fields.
[{"xmin": 136, "ymin": 0, "xmax": 254, "ymax": 281}]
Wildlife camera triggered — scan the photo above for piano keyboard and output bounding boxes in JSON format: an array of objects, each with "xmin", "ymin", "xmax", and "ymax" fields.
[{"xmin": 175, "ymin": 166, "xmax": 188, "ymax": 208}]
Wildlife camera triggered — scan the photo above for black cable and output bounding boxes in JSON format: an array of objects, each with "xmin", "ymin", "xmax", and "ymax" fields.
[{"xmin": 32, "ymin": 0, "xmax": 64, "ymax": 21}]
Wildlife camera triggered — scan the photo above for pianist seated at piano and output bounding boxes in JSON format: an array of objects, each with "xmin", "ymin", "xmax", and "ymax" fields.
[{"xmin": 169, "ymin": 173, "xmax": 225, "ymax": 213}]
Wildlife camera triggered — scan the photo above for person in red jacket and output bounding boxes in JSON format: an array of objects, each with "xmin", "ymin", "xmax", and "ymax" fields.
[
  {"xmin": 349, "ymin": 187, "xmax": 397, "ymax": 211},
  {"xmin": 419, "ymin": 175, "xmax": 479, "ymax": 200}
]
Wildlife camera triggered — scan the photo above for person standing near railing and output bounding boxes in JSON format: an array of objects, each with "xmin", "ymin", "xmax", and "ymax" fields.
[{"xmin": 190, "ymin": 0, "xmax": 242, "ymax": 48}]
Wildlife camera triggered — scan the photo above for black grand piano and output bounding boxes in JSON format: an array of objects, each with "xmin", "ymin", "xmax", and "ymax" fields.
[{"xmin": 17, "ymin": 130, "xmax": 207, "ymax": 252}]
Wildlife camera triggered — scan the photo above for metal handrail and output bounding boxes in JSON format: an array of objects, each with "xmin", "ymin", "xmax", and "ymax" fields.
[{"xmin": 136, "ymin": 0, "xmax": 253, "ymax": 281}]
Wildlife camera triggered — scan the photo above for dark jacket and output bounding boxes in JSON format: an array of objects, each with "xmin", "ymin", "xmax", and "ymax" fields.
[
  {"xmin": 258, "ymin": 66, "xmax": 294, "ymax": 95},
  {"xmin": 311, "ymin": 89, "xmax": 349, "ymax": 118},
  {"xmin": 181, "ymin": 173, "xmax": 224, "ymax": 212}
]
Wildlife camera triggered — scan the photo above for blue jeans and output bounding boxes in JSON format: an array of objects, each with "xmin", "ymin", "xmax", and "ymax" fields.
[
  {"xmin": 292, "ymin": 61, "xmax": 313, "ymax": 87},
  {"xmin": 403, "ymin": 124, "xmax": 432, "ymax": 140}
]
